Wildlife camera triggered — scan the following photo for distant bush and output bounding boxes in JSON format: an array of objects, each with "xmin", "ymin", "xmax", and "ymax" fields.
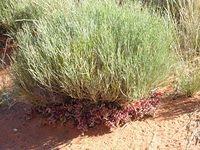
[
  {"xmin": 0, "ymin": 0, "xmax": 72, "ymax": 34},
  {"xmin": 144, "ymin": 0, "xmax": 200, "ymax": 53},
  {"xmin": 13, "ymin": 0, "xmax": 176, "ymax": 104},
  {"xmin": 0, "ymin": 0, "xmax": 41, "ymax": 33}
]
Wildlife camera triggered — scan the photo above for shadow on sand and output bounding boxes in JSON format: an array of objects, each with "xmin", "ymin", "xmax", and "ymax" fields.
[
  {"xmin": 156, "ymin": 96, "xmax": 200, "ymax": 120},
  {"xmin": 0, "ymin": 102, "xmax": 111, "ymax": 150},
  {"xmin": 1, "ymin": 95, "xmax": 200, "ymax": 149}
]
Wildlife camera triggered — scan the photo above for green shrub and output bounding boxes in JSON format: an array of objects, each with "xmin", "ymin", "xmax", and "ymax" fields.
[{"xmin": 13, "ymin": 0, "xmax": 176, "ymax": 104}]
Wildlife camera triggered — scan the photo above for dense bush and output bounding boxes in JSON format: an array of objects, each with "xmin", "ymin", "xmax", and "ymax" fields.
[{"xmin": 13, "ymin": 0, "xmax": 176, "ymax": 104}]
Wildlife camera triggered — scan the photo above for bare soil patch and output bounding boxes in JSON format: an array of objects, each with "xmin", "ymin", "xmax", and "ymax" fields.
[{"xmin": 0, "ymin": 94, "xmax": 199, "ymax": 149}]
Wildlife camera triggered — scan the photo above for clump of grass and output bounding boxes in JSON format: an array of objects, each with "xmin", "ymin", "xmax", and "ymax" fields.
[
  {"xmin": 168, "ymin": 0, "xmax": 200, "ymax": 95},
  {"xmin": 13, "ymin": 0, "xmax": 176, "ymax": 104},
  {"xmin": 179, "ymin": 73, "xmax": 200, "ymax": 97},
  {"xmin": 178, "ymin": 59, "xmax": 200, "ymax": 96}
]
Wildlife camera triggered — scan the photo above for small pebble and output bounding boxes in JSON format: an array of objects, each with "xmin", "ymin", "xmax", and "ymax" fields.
[{"xmin": 13, "ymin": 128, "xmax": 18, "ymax": 132}]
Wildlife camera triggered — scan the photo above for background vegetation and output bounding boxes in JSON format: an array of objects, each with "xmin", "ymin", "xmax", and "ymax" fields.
[{"xmin": 145, "ymin": 0, "xmax": 200, "ymax": 95}]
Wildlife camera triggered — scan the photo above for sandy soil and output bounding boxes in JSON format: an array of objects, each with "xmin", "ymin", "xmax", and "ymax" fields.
[{"xmin": 0, "ymin": 84, "xmax": 200, "ymax": 150}]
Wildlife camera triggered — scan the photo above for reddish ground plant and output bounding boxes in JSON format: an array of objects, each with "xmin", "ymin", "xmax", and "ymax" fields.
[{"xmin": 34, "ymin": 92, "xmax": 162, "ymax": 131}]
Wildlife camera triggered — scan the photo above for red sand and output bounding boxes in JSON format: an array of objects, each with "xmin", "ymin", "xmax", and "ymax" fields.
[{"xmin": 0, "ymin": 94, "xmax": 199, "ymax": 149}]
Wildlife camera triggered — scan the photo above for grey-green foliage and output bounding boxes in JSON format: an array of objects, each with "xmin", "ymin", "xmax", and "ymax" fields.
[{"xmin": 13, "ymin": 0, "xmax": 176, "ymax": 103}]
